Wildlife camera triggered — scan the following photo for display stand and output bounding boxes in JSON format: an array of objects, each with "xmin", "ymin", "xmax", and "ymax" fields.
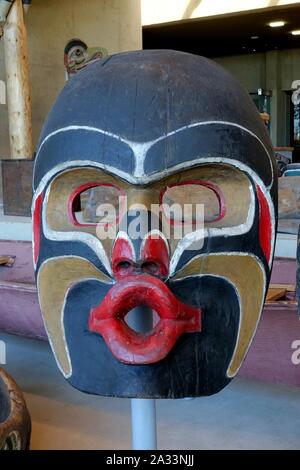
[
  {"xmin": 128, "ymin": 306, "xmax": 158, "ymax": 450},
  {"xmin": 131, "ymin": 399, "xmax": 157, "ymax": 450}
]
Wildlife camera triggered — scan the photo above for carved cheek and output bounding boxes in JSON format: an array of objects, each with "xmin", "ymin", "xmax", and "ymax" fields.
[
  {"xmin": 256, "ymin": 185, "xmax": 272, "ymax": 264},
  {"xmin": 33, "ymin": 192, "xmax": 43, "ymax": 266}
]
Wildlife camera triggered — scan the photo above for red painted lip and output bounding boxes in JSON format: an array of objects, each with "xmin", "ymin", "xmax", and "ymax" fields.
[{"xmin": 88, "ymin": 275, "xmax": 201, "ymax": 364}]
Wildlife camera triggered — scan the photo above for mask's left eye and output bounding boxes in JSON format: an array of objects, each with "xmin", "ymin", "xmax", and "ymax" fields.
[{"xmin": 69, "ymin": 183, "xmax": 125, "ymax": 226}]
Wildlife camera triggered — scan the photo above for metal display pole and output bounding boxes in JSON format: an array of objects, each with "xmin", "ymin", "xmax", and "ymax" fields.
[
  {"xmin": 131, "ymin": 398, "xmax": 157, "ymax": 450},
  {"xmin": 128, "ymin": 306, "xmax": 158, "ymax": 450}
]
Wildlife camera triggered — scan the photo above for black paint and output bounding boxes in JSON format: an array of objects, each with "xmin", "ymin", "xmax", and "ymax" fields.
[
  {"xmin": 64, "ymin": 277, "xmax": 238, "ymax": 398},
  {"xmin": 34, "ymin": 50, "xmax": 277, "ymax": 398}
]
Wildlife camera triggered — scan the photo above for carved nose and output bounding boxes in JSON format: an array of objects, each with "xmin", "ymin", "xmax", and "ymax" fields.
[{"xmin": 112, "ymin": 233, "xmax": 169, "ymax": 280}]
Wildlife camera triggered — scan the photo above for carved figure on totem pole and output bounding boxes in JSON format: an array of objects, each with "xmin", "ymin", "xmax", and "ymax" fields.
[{"xmin": 33, "ymin": 50, "xmax": 277, "ymax": 398}]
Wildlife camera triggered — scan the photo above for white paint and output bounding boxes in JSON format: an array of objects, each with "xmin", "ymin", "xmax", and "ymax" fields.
[
  {"xmin": 33, "ymin": 162, "xmax": 275, "ymax": 275},
  {"xmin": 34, "ymin": 156, "xmax": 275, "ymax": 274},
  {"xmin": 34, "ymin": 121, "xmax": 274, "ymax": 186},
  {"xmin": 140, "ymin": 229, "xmax": 170, "ymax": 256},
  {"xmin": 0, "ymin": 80, "xmax": 6, "ymax": 105},
  {"xmin": 61, "ymin": 277, "xmax": 108, "ymax": 379},
  {"xmin": 36, "ymin": 260, "xmax": 68, "ymax": 378},
  {"xmin": 169, "ymin": 182, "xmax": 256, "ymax": 275},
  {"xmin": 170, "ymin": 228, "xmax": 205, "ymax": 276},
  {"xmin": 225, "ymin": 253, "xmax": 265, "ymax": 379},
  {"xmin": 42, "ymin": 183, "xmax": 112, "ymax": 275},
  {"xmin": 34, "ymin": 156, "xmax": 274, "ymax": 200},
  {"xmin": 172, "ymin": 251, "xmax": 265, "ymax": 278},
  {"xmin": 172, "ymin": 252, "xmax": 266, "ymax": 378},
  {"xmin": 37, "ymin": 255, "xmax": 112, "ymax": 378},
  {"xmin": 35, "ymin": 125, "xmax": 132, "ymax": 158},
  {"xmin": 32, "ymin": 194, "xmax": 39, "ymax": 269},
  {"xmin": 38, "ymin": 285, "xmax": 71, "ymax": 379},
  {"xmin": 114, "ymin": 230, "xmax": 136, "ymax": 262}
]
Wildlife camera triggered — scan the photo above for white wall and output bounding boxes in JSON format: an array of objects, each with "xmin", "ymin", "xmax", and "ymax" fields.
[{"xmin": 142, "ymin": 0, "xmax": 300, "ymax": 26}]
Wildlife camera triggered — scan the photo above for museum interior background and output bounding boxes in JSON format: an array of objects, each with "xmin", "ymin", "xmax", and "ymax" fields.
[{"xmin": 0, "ymin": 0, "xmax": 300, "ymax": 450}]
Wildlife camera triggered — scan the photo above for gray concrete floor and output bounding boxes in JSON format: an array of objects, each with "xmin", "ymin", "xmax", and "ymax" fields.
[{"xmin": 1, "ymin": 332, "xmax": 300, "ymax": 450}]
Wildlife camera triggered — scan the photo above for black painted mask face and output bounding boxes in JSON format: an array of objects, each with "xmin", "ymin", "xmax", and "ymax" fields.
[{"xmin": 33, "ymin": 50, "xmax": 277, "ymax": 398}]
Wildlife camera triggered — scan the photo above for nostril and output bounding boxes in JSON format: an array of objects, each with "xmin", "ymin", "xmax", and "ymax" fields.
[
  {"xmin": 117, "ymin": 261, "xmax": 132, "ymax": 270},
  {"xmin": 114, "ymin": 260, "xmax": 134, "ymax": 276},
  {"xmin": 140, "ymin": 234, "xmax": 169, "ymax": 278},
  {"xmin": 141, "ymin": 261, "xmax": 160, "ymax": 275}
]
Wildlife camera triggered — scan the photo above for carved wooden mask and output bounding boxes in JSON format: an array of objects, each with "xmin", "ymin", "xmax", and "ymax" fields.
[{"xmin": 33, "ymin": 50, "xmax": 277, "ymax": 398}]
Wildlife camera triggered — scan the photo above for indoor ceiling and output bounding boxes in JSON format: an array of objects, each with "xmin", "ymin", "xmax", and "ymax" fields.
[{"xmin": 143, "ymin": 5, "xmax": 300, "ymax": 57}]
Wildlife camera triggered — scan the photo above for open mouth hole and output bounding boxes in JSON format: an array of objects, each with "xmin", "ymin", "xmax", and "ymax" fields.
[{"xmin": 124, "ymin": 306, "xmax": 160, "ymax": 334}]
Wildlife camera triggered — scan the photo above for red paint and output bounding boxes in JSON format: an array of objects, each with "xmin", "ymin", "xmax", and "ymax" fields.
[
  {"xmin": 140, "ymin": 233, "xmax": 169, "ymax": 277},
  {"xmin": 112, "ymin": 236, "xmax": 135, "ymax": 277},
  {"xmin": 160, "ymin": 180, "xmax": 226, "ymax": 225},
  {"xmin": 33, "ymin": 193, "xmax": 43, "ymax": 265},
  {"xmin": 89, "ymin": 274, "xmax": 201, "ymax": 364},
  {"xmin": 68, "ymin": 182, "xmax": 125, "ymax": 227},
  {"xmin": 112, "ymin": 233, "xmax": 169, "ymax": 279},
  {"xmin": 257, "ymin": 185, "xmax": 272, "ymax": 263}
]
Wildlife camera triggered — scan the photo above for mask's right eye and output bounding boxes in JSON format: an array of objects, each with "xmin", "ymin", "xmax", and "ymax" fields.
[
  {"xmin": 69, "ymin": 183, "xmax": 125, "ymax": 226},
  {"xmin": 160, "ymin": 180, "xmax": 225, "ymax": 225}
]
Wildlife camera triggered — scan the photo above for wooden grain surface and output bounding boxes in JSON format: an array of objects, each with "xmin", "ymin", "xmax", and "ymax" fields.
[
  {"xmin": 266, "ymin": 288, "xmax": 287, "ymax": 302},
  {"xmin": 3, "ymin": 0, "xmax": 33, "ymax": 159}
]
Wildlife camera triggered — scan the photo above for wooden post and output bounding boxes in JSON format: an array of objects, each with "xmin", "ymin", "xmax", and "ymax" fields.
[{"xmin": 3, "ymin": 0, "xmax": 33, "ymax": 159}]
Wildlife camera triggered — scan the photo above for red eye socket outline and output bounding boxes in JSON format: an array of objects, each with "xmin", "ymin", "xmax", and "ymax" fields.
[
  {"xmin": 159, "ymin": 180, "xmax": 226, "ymax": 225},
  {"xmin": 68, "ymin": 182, "xmax": 126, "ymax": 227}
]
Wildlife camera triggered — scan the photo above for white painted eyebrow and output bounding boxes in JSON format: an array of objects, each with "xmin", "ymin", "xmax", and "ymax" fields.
[{"xmin": 35, "ymin": 121, "xmax": 274, "ymax": 185}]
